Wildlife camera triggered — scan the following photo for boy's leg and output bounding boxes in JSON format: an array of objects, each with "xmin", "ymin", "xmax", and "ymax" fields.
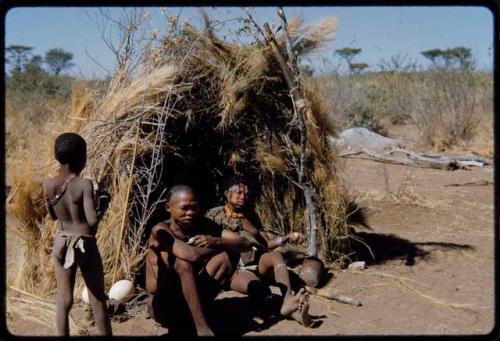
[
  {"xmin": 257, "ymin": 251, "xmax": 310, "ymax": 324},
  {"xmin": 53, "ymin": 255, "xmax": 77, "ymax": 336},
  {"xmin": 52, "ymin": 235, "xmax": 77, "ymax": 336},
  {"xmin": 77, "ymin": 240, "xmax": 112, "ymax": 336},
  {"xmin": 173, "ymin": 257, "xmax": 214, "ymax": 336}
]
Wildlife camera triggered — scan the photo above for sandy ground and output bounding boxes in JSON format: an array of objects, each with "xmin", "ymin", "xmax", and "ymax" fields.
[{"xmin": 5, "ymin": 146, "xmax": 495, "ymax": 337}]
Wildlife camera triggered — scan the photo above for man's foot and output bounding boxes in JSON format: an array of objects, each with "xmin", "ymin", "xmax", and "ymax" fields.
[{"xmin": 280, "ymin": 288, "xmax": 306, "ymax": 317}]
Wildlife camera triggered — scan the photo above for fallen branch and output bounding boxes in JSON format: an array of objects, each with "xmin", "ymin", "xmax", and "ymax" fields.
[
  {"xmin": 340, "ymin": 148, "xmax": 479, "ymax": 170},
  {"xmin": 444, "ymin": 179, "xmax": 493, "ymax": 187},
  {"xmin": 308, "ymin": 287, "xmax": 362, "ymax": 306}
]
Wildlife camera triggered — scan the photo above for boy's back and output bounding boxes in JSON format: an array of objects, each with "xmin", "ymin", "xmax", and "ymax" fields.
[{"xmin": 44, "ymin": 175, "xmax": 97, "ymax": 236}]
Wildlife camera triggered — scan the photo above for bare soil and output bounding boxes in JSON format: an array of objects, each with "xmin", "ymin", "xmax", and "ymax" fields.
[{"xmin": 5, "ymin": 141, "xmax": 495, "ymax": 336}]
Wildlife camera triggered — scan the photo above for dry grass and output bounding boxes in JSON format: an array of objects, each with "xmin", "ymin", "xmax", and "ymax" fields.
[
  {"xmin": 7, "ymin": 286, "xmax": 89, "ymax": 336},
  {"xmin": 319, "ymin": 69, "xmax": 493, "ymax": 154},
  {"xmin": 7, "ymin": 13, "xmax": 349, "ymax": 295}
]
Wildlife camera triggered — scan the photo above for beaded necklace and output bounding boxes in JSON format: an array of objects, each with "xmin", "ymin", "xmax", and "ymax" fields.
[
  {"xmin": 224, "ymin": 204, "xmax": 245, "ymax": 219},
  {"xmin": 48, "ymin": 174, "xmax": 77, "ymax": 206}
]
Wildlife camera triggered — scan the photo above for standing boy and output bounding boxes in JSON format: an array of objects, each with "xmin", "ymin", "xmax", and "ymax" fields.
[
  {"xmin": 145, "ymin": 184, "xmax": 251, "ymax": 336},
  {"xmin": 43, "ymin": 132, "xmax": 112, "ymax": 336}
]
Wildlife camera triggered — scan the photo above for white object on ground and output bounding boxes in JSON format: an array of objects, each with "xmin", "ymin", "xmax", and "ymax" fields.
[
  {"xmin": 81, "ymin": 286, "xmax": 90, "ymax": 304},
  {"xmin": 330, "ymin": 127, "xmax": 400, "ymax": 152},
  {"xmin": 108, "ymin": 279, "xmax": 135, "ymax": 302},
  {"xmin": 348, "ymin": 261, "xmax": 366, "ymax": 270}
]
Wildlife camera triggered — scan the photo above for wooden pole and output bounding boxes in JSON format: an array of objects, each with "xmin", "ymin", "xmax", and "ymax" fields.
[{"xmin": 111, "ymin": 118, "xmax": 141, "ymax": 284}]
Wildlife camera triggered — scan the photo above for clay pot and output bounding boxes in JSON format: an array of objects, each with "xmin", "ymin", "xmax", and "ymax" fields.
[{"xmin": 299, "ymin": 257, "xmax": 325, "ymax": 288}]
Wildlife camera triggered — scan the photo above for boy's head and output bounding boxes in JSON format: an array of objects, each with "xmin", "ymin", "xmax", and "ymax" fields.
[
  {"xmin": 224, "ymin": 176, "xmax": 252, "ymax": 211},
  {"xmin": 165, "ymin": 185, "xmax": 200, "ymax": 229},
  {"xmin": 54, "ymin": 133, "xmax": 87, "ymax": 173}
]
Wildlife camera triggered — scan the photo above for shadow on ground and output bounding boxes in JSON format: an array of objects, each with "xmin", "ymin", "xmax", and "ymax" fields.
[
  {"xmin": 207, "ymin": 296, "xmax": 280, "ymax": 335},
  {"xmin": 208, "ymin": 292, "xmax": 326, "ymax": 335},
  {"xmin": 346, "ymin": 200, "xmax": 474, "ymax": 266}
]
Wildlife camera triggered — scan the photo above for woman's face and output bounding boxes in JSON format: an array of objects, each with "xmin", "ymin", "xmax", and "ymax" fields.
[{"xmin": 225, "ymin": 183, "xmax": 249, "ymax": 211}]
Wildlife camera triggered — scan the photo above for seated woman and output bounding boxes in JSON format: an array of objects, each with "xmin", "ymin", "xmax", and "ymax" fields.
[{"xmin": 205, "ymin": 176, "xmax": 312, "ymax": 327}]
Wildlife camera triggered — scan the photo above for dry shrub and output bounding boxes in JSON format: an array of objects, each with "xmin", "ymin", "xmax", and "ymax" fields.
[
  {"xmin": 320, "ymin": 67, "xmax": 493, "ymax": 152},
  {"xmin": 9, "ymin": 13, "xmax": 349, "ymax": 294}
]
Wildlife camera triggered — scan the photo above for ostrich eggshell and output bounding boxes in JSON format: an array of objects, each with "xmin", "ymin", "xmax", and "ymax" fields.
[{"xmin": 108, "ymin": 279, "xmax": 135, "ymax": 302}]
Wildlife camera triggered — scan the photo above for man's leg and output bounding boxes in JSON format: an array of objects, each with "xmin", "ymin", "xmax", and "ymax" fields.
[{"xmin": 173, "ymin": 258, "xmax": 214, "ymax": 336}]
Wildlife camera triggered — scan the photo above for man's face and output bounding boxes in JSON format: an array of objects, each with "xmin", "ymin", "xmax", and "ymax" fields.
[
  {"xmin": 166, "ymin": 190, "xmax": 200, "ymax": 228},
  {"xmin": 225, "ymin": 183, "xmax": 250, "ymax": 210}
]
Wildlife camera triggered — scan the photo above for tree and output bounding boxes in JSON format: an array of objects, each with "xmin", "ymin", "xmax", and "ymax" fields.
[
  {"xmin": 6, "ymin": 45, "xmax": 33, "ymax": 72},
  {"xmin": 335, "ymin": 47, "xmax": 362, "ymax": 65},
  {"xmin": 448, "ymin": 47, "xmax": 473, "ymax": 69},
  {"xmin": 26, "ymin": 55, "xmax": 44, "ymax": 72},
  {"xmin": 44, "ymin": 48, "xmax": 74, "ymax": 75},
  {"xmin": 300, "ymin": 64, "xmax": 314, "ymax": 77},
  {"xmin": 421, "ymin": 47, "xmax": 473, "ymax": 70},
  {"xmin": 421, "ymin": 49, "xmax": 442, "ymax": 66},
  {"xmin": 349, "ymin": 62, "xmax": 369, "ymax": 74}
]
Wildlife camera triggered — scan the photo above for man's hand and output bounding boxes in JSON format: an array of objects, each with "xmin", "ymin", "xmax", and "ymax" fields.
[{"xmin": 190, "ymin": 235, "xmax": 217, "ymax": 248}]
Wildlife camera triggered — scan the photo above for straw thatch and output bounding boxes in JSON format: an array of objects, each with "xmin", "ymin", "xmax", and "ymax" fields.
[{"xmin": 8, "ymin": 13, "xmax": 350, "ymax": 295}]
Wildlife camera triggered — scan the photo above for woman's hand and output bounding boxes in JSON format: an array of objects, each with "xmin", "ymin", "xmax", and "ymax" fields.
[{"xmin": 287, "ymin": 232, "xmax": 305, "ymax": 244}]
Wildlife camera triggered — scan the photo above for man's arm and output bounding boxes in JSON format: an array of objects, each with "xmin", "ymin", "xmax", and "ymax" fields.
[
  {"xmin": 154, "ymin": 225, "xmax": 222, "ymax": 263},
  {"xmin": 190, "ymin": 230, "xmax": 252, "ymax": 252}
]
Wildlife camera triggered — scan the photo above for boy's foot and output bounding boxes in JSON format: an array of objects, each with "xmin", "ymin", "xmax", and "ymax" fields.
[
  {"xmin": 280, "ymin": 288, "xmax": 306, "ymax": 317},
  {"xmin": 290, "ymin": 297, "xmax": 313, "ymax": 327}
]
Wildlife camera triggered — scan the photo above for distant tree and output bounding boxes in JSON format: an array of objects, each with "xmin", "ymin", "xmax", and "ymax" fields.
[
  {"xmin": 447, "ymin": 47, "xmax": 473, "ymax": 69},
  {"xmin": 44, "ymin": 48, "xmax": 74, "ymax": 75},
  {"xmin": 335, "ymin": 47, "xmax": 363, "ymax": 74},
  {"xmin": 300, "ymin": 64, "xmax": 314, "ymax": 77},
  {"xmin": 6, "ymin": 45, "xmax": 33, "ymax": 72},
  {"xmin": 421, "ymin": 47, "xmax": 473, "ymax": 70},
  {"xmin": 349, "ymin": 62, "xmax": 369, "ymax": 74},
  {"xmin": 421, "ymin": 49, "xmax": 442, "ymax": 66},
  {"xmin": 25, "ymin": 55, "xmax": 44, "ymax": 72},
  {"xmin": 335, "ymin": 47, "xmax": 362, "ymax": 65}
]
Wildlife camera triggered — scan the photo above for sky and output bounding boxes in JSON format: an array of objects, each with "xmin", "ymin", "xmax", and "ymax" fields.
[{"xmin": 5, "ymin": 6, "xmax": 494, "ymax": 79}]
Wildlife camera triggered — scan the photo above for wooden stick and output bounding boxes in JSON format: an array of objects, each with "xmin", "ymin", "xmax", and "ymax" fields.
[
  {"xmin": 111, "ymin": 118, "xmax": 141, "ymax": 284},
  {"xmin": 308, "ymin": 287, "xmax": 362, "ymax": 306}
]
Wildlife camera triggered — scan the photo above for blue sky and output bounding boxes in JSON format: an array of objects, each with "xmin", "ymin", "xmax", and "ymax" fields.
[{"xmin": 5, "ymin": 6, "xmax": 494, "ymax": 79}]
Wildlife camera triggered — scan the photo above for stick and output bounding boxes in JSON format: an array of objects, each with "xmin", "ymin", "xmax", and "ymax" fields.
[
  {"xmin": 309, "ymin": 287, "xmax": 362, "ymax": 306},
  {"xmin": 111, "ymin": 117, "xmax": 141, "ymax": 284}
]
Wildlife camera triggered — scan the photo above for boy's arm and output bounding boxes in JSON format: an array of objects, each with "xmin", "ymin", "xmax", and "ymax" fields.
[
  {"xmin": 82, "ymin": 179, "xmax": 99, "ymax": 232},
  {"xmin": 42, "ymin": 182, "xmax": 57, "ymax": 220},
  {"xmin": 154, "ymin": 225, "xmax": 221, "ymax": 263}
]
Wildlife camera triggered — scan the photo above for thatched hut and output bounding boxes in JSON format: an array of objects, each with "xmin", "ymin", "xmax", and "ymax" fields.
[{"xmin": 9, "ymin": 14, "xmax": 350, "ymax": 295}]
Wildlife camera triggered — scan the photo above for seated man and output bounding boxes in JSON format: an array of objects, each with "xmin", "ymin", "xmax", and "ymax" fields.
[
  {"xmin": 205, "ymin": 176, "xmax": 312, "ymax": 327},
  {"xmin": 145, "ymin": 184, "xmax": 251, "ymax": 336}
]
